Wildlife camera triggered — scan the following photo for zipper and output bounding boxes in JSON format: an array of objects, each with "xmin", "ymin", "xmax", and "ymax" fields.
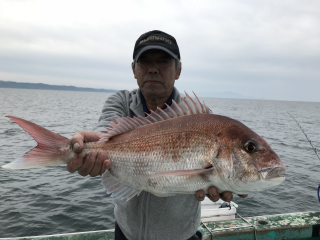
[
  {"xmin": 143, "ymin": 193, "xmax": 150, "ymax": 240},
  {"xmin": 138, "ymin": 193, "xmax": 145, "ymax": 240},
  {"xmin": 138, "ymin": 192, "xmax": 150, "ymax": 240}
]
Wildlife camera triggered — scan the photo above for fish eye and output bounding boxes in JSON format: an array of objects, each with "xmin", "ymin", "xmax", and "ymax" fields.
[{"xmin": 244, "ymin": 142, "xmax": 257, "ymax": 153}]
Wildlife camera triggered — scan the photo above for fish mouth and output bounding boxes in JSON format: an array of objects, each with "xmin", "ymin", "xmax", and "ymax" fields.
[{"xmin": 258, "ymin": 167, "xmax": 286, "ymax": 180}]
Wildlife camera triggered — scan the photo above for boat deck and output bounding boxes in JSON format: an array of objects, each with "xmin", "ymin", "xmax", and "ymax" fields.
[{"xmin": 1, "ymin": 211, "xmax": 319, "ymax": 240}]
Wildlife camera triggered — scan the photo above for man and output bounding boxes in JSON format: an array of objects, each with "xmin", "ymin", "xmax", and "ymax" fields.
[{"xmin": 67, "ymin": 30, "xmax": 247, "ymax": 240}]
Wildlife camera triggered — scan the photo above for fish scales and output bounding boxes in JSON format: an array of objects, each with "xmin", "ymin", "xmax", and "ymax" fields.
[
  {"xmin": 86, "ymin": 125, "xmax": 217, "ymax": 195},
  {"xmin": 83, "ymin": 115, "xmax": 220, "ymax": 195}
]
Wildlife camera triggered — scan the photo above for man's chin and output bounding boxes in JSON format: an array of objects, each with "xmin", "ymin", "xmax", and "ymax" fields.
[
  {"xmin": 141, "ymin": 87, "xmax": 166, "ymax": 98},
  {"xmin": 143, "ymin": 88, "xmax": 161, "ymax": 95}
]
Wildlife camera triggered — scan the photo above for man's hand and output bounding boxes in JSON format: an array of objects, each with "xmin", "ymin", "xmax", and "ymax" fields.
[
  {"xmin": 67, "ymin": 131, "xmax": 111, "ymax": 177},
  {"xmin": 195, "ymin": 186, "xmax": 248, "ymax": 202}
]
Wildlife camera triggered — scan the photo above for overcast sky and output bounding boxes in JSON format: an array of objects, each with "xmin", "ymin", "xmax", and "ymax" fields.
[{"xmin": 0, "ymin": 0, "xmax": 319, "ymax": 102}]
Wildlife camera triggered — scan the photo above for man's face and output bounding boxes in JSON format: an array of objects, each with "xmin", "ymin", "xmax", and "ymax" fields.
[{"xmin": 133, "ymin": 50, "xmax": 181, "ymax": 100}]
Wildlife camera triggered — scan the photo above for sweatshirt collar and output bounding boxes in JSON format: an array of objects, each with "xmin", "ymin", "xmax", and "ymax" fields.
[
  {"xmin": 129, "ymin": 87, "xmax": 181, "ymax": 118},
  {"xmin": 139, "ymin": 90, "xmax": 174, "ymax": 115}
]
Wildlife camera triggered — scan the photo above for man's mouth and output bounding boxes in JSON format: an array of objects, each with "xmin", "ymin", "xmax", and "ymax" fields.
[{"xmin": 145, "ymin": 80, "xmax": 160, "ymax": 84}]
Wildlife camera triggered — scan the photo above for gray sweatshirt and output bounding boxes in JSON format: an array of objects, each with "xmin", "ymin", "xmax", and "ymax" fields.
[{"xmin": 94, "ymin": 87, "xmax": 201, "ymax": 240}]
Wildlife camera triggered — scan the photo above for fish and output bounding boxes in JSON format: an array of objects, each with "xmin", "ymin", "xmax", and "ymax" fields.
[{"xmin": 2, "ymin": 92, "xmax": 286, "ymax": 201}]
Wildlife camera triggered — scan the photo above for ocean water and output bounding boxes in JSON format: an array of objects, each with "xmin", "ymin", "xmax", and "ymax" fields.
[{"xmin": 0, "ymin": 88, "xmax": 319, "ymax": 238}]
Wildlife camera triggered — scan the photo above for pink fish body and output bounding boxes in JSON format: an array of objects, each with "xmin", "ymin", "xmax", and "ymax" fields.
[{"xmin": 2, "ymin": 93, "xmax": 286, "ymax": 200}]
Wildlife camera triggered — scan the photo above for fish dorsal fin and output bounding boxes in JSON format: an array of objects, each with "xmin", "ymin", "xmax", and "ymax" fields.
[{"xmin": 99, "ymin": 92, "xmax": 210, "ymax": 142}]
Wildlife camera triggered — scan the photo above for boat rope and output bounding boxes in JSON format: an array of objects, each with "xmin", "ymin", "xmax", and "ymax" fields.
[
  {"xmin": 200, "ymin": 221, "xmax": 214, "ymax": 239},
  {"xmin": 288, "ymin": 112, "xmax": 320, "ymax": 202},
  {"xmin": 236, "ymin": 213, "xmax": 257, "ymax": 240}
]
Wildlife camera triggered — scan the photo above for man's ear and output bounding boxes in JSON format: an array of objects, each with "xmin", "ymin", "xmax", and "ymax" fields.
[
  {"xmin": 175, "ymin": 62, "xmax": 182, "ymax": 80},
  {"xmin": 132, "ymin": 62, "xmax": 135, "ymax": 74},
  {"xmin": 132, "ymin": 62, "xmax": 137, "ymax": 79}
]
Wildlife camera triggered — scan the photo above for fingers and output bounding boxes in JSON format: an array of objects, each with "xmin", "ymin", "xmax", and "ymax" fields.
[
  {"xmin": 195, "ymin": 186, "xmax": 241, "ymax": 203},
  {"xmin": 207, "ymin": 186, "xmax": 220, "ymax": 202},
  {"xmin": 220, "ymin": 191, "xmax": 233, "ymax": 202},
  {"xmin": 70, "ymin": 131, "xmax": 102, "ymax": 153},
  {"xmin": 238, "ymin": 194, "xmax": 248, "ymax": 198},
  {"xmin": 67, "ymin": 150, "xmax": 110, "ymax": 177},
  {"xmin": 70, "ymin": 131, "xmax": 85, "ymax": 154},
  {"xmin": 73, "ymin": 142, "xmax": 81, "ymax": 153},
  {"xmin": 195, "ymin": 190, "xmax": 205, "ymax": 201},
  {"xmin": 99, "ymin": 160, "xmax": 111, "ymax": 175},
  {"xmin": 68, "ymin": 130, "xmax": 106, "ymax": 177},
  {"xmin": 78, "ymin": 150, "xmax": 98, "ymax": 176},
  {"xmin": 67, "ymin": 151, "xmax": 86, "ymax": 173},
  {"xmin": 89, "ymin": 151, "xmax": 109, "ymax": 177}
]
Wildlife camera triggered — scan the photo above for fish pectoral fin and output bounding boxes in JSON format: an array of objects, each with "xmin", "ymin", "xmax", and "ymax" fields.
[
  {"xmin": 145, "ymin": 167, "xmax": 215, "ymax": 179},
  {"xmin": 150, "ymin": 192, "xmax": 177, "ymax": 197},
  {"xmin": 102, "ymin": 173, "xmax": 141, "ymax": 201}
]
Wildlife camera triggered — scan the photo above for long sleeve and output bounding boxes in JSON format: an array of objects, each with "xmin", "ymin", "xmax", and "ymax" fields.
[{"xmin": 93, "ymin": 90, "xmax": 134, "ymax": 132}]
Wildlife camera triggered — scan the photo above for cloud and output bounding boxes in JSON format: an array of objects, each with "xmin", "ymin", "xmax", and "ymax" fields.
[{"xmin": 0, "ymin": 0, "xmax": 319, "ymax": 101}]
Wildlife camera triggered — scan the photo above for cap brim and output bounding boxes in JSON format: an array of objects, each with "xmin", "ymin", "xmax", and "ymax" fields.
[{"xmin": 135, "ymin": 45, "xmax": 178, "ymax": 61}]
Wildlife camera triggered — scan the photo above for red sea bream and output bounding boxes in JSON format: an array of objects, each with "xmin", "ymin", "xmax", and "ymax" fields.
[{"xmin": 2, "ymin": 93, "xmax": 286, "ymax": 201}]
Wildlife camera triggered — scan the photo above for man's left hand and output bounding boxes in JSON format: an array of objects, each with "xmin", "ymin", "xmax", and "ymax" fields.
[{"xmin": 195, "ymin": 186, "xmax": 248, "ymax": 202}]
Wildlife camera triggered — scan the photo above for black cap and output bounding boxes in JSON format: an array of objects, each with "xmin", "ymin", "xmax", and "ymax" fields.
[{"xmin": 133, "ymin": 30, "xmax": 180, "ymax": 61}]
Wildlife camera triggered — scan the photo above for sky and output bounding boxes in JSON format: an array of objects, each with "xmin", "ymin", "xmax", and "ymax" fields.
[{"xmin": 0, "ymin": 0, "xmax": 319, "ymax": 102}]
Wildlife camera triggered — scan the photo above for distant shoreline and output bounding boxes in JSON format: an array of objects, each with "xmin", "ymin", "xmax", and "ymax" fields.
[
  {"xmin": 0, "ymin": 80, "xmax": 117, "ymax": 93},
  {"xmin": 0, "ymin": 80, "xmax": 317, "ymax": 102},
  {"xmin": 0, "ymin": 80, "xmax": 246, "ymax": 99}
]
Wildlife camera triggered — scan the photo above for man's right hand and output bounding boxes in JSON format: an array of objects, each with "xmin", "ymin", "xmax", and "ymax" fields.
[{"xmin": 67, "ymin": 131, "xmax": 111, "ymax": 177}]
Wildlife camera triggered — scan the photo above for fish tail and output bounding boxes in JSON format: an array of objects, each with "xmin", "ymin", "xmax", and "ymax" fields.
[{"xmin": 2, "ymin": 116, "xmax": 72, "ymax": 169}]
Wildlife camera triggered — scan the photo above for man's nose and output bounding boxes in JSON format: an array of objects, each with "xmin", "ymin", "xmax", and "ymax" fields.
[{"xmin": 148, "ymin": 62, "xmax": 159, "ymax": 74}]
